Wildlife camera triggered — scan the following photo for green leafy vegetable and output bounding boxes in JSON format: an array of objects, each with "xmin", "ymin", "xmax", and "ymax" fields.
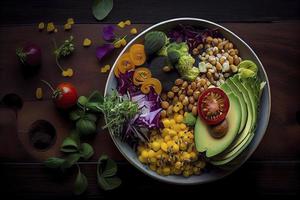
[
  {"xmin": 76, "ymin": 118, "xmax": 97, "ymax": 136},
  {"xmin": 92, "ymin": 0, "xmax": 113, "ymax": 21},
  {"xmin": 44, "ymin": 157, "xmax": 65, "ymax": 169},
  {"xmin": 144, "ymin": 31, "xmax": 168, "ymax": 55},
  {"xmin": 77, "ymin": 96, "xmax": 89, "ymax": 107},
  {"xmin": 61, "ymin": 153, "xmax": 81, "ymax": 170},
  {"xmin": 97, "ymin": 154, "xmax": 121, "ymax": 191},
  {"xmin": 96, "ymin": 91, "xmax": 138, "ymax": 138},
  {"xmin": 60, "ymin": 136, "xmax": 79, "ymax": 153},
  {"xmin": 69, "ymin": 109, "xmax": 82, "ymax": 121},
  {"xmin": 80, "ymin": 143, "xmax": 94, "ymax": 160},
  {"xmin": 73, "ymin": 166, "xmax": 88, "ymax": 195}
]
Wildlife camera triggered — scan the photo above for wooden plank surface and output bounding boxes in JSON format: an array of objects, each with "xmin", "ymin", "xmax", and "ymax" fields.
[
  {"xmin": 0, "ymin": 0, "xmax": 300, "ymax": 25},
  {"xmin": 0, "ymin": 22, "xmax": 300, "ymax": 197}
]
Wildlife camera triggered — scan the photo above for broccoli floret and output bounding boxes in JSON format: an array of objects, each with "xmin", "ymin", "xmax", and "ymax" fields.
[{"xmin": 176, "ymin": 54, "xmax": 199, "ymax": 81}]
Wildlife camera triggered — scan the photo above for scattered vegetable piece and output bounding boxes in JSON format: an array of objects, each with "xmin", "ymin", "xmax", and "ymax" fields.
[
  {"xmin": 117, "ymin": 21, "xmax": 125, "ymax": 28},
  {"xmin": 67, "ymin": 18, "xmax": 75, "ymax": 25},
  {"xmin": 96, "ymin": 43, "xmax": 114, "ymax": 62},
  {"xmin": 114, "ymin": 40, "xmax": 122, "ymax": 48},
  {"xmin": 133, "ymin": 67, "xmax": 152, "ymax": 86},
  {"xmin": 92, "ymin": 0, "xmax": 113, "ymax": 21},
  {"xmin": 102, "ymin": 25, "xmax": 115, "ymax": 41},
  {"xmin": 73, "ymin": 165, "xmax": 88, "ymax": 195},
  {"xmin": 130, "ymin": 28, "xmax": 137, "ymax": 35},
  {"xmin": 62, "ymin": 68, "xmax": 74, "ymax": 77},
  {"xmin": 38, "ymin": 22, "xmax": 45, "ymax": 31},
  {"xmin": 101, "ymin": 65, "xmax": 111, "ymax": 73},
  {"xmin": 41, "ymin": 80, "xmax": 78, "ymax": 109},
  {"xmin": 83, "ymin": 38, "xmax": 92, "ymax": 47},
  {"xmin": 120, "ymin": 38, "xmax": 127, "ymax": 46},
  {"xmin": 35, "ymin": 87, "xmax": 43, "ymax": 100},
  {"xmin": 47, "ymin": 22, "xmax": 55, "ymax": 33},
  {"xmin": 129, "ymin": 44, "xmax": 146, "ymax": 66},
  {"xmin": 124, "ymin": 20, "xmax": 131, "ymax": 26},
  {"xmin": 64, "ymin": 23, "xmax": 72, "ymax": 31},
  {"xmin": 16, "ymin": 43, "xmax": 42, "ymax": 69}
]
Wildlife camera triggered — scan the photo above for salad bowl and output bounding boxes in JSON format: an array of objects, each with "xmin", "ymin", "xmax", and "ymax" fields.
[{"xmin": 104, "ymin": 18, "xmax": 271, "ymax": 184}]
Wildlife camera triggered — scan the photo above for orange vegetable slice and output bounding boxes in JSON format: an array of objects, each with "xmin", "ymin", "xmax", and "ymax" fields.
[
  {"xmin": 116, "ymin": 53, "xmax": 135, "ymax": 74},
  {"xmin": 133, "ymin": 67, "xmax": 152, "ymax": 86},
  {"xmin": 141, "ymin": 78, "xmax": 162, "ymax": 95},
  {"xmin": 129, "ymin": 44, "xmax": 146, "ymax": 66},
  {"xmin": 114, "ymin": 66, "xmax": 120, "ymax": 78}
]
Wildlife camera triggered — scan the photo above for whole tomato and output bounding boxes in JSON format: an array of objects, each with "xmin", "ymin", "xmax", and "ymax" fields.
[{"xmin": 53, "ymin": 83, "xmax": 78, "ymax": 109}]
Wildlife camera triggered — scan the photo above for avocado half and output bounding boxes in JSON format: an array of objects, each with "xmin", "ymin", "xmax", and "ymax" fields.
[{"xmin": 194, "ymin": 92, "xmax": 242, "ymax": 157}]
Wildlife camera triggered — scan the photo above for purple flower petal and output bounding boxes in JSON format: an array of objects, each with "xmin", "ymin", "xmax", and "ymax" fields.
[
  {"xmin": 96, "ymin": 43, "xmax": 114, "ymax": 62},
  {"xmin": 103, "ymin": 25, "xmax": 115, "ymax": 41}
]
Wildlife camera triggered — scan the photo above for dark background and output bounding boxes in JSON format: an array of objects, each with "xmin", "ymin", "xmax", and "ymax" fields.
[{"xmin": 0, "ymin": 0, "xmax": 300, "ymax": 199}]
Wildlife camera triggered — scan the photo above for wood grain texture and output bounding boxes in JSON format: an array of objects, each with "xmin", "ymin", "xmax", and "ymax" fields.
[
  {"xmin": 0, "ymin": 0, "xmax": 300, "ymax": 25},
  {"xmin": 0, "ymin": 22, "xmax": 300, "ymax": 197}
]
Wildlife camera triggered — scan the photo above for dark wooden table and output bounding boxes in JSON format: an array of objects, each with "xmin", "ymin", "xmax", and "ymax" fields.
[{"xmin": 0, "ymin": 0, "xmax": 300, "ymax": 198}]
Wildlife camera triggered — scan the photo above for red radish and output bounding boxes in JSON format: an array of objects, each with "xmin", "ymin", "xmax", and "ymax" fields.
[{"xmin": 16, "ymin": 43, "xmax": 42, "ymax": 68}]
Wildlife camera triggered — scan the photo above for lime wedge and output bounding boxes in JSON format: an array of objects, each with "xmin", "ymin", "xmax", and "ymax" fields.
[{"xmin": 238, "ymin": 60, "xmax": 258, "ymax": 74}]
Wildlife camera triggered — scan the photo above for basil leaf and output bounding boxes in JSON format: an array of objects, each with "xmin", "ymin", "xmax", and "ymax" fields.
[
  {"xmin": 88, "ymin": 90, "xmax": 103, "ymax": 103},
  {"xmin": 69, "ymin": 130, "xmax": 80, "ymax": 146},
  {"xmin": 79, "ymin": 143, "xmax": 94, "ymax": 160},
  {"xmin": 73, "ymin": 167, "xmax": 88, "ymax": 195},
  {"xmin": 76, "ymin": 118, "xmax": 97, "ymax": 136},
  {"xmin": 61, "ymin": 153, "xmax": 80, "ymax": 170},
  {"xmin": 92, "ymin": 0, "xmax": 113, "ymax": 21},
  {"xmin": 44, "ymin": 157, "xmax": 65, "ymax": 169},
  {"xmin": 85, "ymin": 102, "xmax": 101, "ymax": 112},
  {"xmin": 97, "ymin": 154, "xmax": 121, "ymax": 190},
  {"xmin": 69, "ymin": 109, "xmax": 82, "ymax": 121},
  {"xmin": 77, "ymin": 96, "xmax": 88, "ymax": 107},
  {"xmin": 98, "ymin": 176, "xmax": 121, "ymax": 191},
  {"xmin": 60, "ymin": 136, "xmax": 79, "ymax": 153},
  {"xmin": 85, "ymin": 113, "xmax": 97, "ymax": 122}
]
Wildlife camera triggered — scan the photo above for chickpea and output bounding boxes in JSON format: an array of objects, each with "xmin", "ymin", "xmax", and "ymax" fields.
[
  {"xmin": 163, "ymin": 66, "xmax": 172, "ymax": 72},
  {"xmin": 175, "ymin": 78, "xmax": 184, "ymax": 86},
  {"xmin": 228, "ymin": 42, "xmax": 233, "ymax": 49},
  {"xmin": 182, "ymin": 97, "xmax": 189, "ymax": 106},
  {"xmin": 199, "ymin": 78, "xmax": 207, "ymax": 86},
  {"xmin": 197, "ymin": 44, "xmax": 203, "ymax": 49},
  {"xmin": 192, "ymin": 48, "xmax": 200, "ymax": 55},
  {"xmin": 212, "ymin": 38, "xmax": 218, "ymax": 46},
  {"xmin": 205, "ymin": 44, "xmax": 211, "ymax": 49},
  {"xmin": 167, "ymin": 91, "xmax": 174, "ymax": 99},
  {"xmin": 178, "ymin": 90, "xmax": 182, "ymax": 96},
  {"xmin": 192, "ymin": 106, "xmax": 198, "ymax": 116},
  {"xmin": 172, "ymin": 96, "xmax": 179, "ymax": 104},
  {"xmin": 187, "ymin": 89, "xmax": 193, "ymax": 96},
  {"xmin": 193, "ymin": 91, "xmax": 200, "ymax": 100},
  {"xmin": 179, "ymin": 94, "xmax": 185, "ymax": 101},
  {"xmin": 216, "ymin": 62, "xmax": 222, "ymax": 71},
  {"xmin": 205, "ymin": 36, "xmax": 213, "ymax": 44},
  {"xmin": 234, "ymin": 56, "xmax": 240, "ymax": 65},
  {"xmin": 172, "ymin": 86, "xmax": 180, "ymax": 93},
  {"xmin": 207, "ymin": 71, "xmax": 212, "ymax": 79},
  {"xmin": 190, "ymin": 82, "xmax": 196, "ymax": 90},
  {"xmin": 229, "ymin": 49, "xmax": 235, "ymax": 56},
  {"xmin": 160, "ymin": 110, "xmax": 167, "ymax": 118},
  {"xmin": 189, "ymin": 96, "xmax": 195, "ymax": 104},
  {"xmin": 167, "ymin": 105, "xmax": 173, "ymax": 116},
  {"xmin": 230, "ymin": 64, "xmax": 238, "ymax": 73},
  {"xmin": 219, "ymin": 57, "xmax": 225, "ymax": 65},
  {"xmin": 228, "ymin": 55, "xmax": 234, "ymax": 65},
  {"xmin": 188, "ymin": 104, "xmax": 193, "ymax": 111},
  {"xmin": 161, "ymin": 93, "xmax": 167, "ymax": 101},
  {"xmin": 182, "ymin": 81, "xmax": 188, "ymax": 89},
  {"xmin": 196, "ymin": 82, "xmax": 202, "ymax": 89},
  {"xmin": 235, "ymin": 49, "xmax": 239, "ymax": 55},
  {"xmin": 161, "ymin": 101, "xmax": 169, "ymax": 109}
]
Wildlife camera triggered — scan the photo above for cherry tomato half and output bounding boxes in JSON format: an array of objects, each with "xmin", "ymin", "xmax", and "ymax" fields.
[{"xmin": 198, "ymin": 87, "xmax": 229, "ymax": 125}]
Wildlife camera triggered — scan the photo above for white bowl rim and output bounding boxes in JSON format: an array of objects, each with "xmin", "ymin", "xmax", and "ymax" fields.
[{"xmin": 104, "ymin": 17, "xmax": 271, "ymax": 184}]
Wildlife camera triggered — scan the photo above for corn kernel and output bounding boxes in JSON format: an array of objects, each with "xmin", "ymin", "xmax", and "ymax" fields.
[
  {"xmin": 161, "ymin": 142, "xmax": 168, "ymax": 152},
  {"xmin": 120, "ymin": 38, "xmax": 127, "ymax": 46},
  {"xmin": 151, "ymin": 141, "xmax": 160, "ymax": 151},
  {"xmin": 162, "ymin": 167, "xmax": 171, "ymax": 176},
  {"xmin": 47, "ymin": 22, "xmax": 55, "ymax": 33},
  {"xmin": 67, "ymin": 18, "xmax": 75, "ymax": 25},
  {"xmin": 164, "ymin": 135, "xmax": 171, "ymax": 142},
  {"xmin": 124, "ymin": 20, "xmax": 131, "ymax": 25},
  {"xmin": 162, "ymin": 119, "xmax": 171, "ymax": 128},
  {"xmin": 38, "ymin": 22, "xmax": 45, "ymax": 31},
  {"xmin": 83, "ymin": 38, "xmax": 92, "ymax": 47},
  {"xmin": 130, "ymin": 28, "xmax": 137, "ymax": 34},
  {"xmin": 117, "ymin": 21, "xmax": 126, "ymax": 28},
  {"xmin": 180, "ymin": 123, "xmax": 187, "ymax": 130},
  {"xmin": 174, "ymin": 114, "xmax": 184, "ymax": 123},
  {"xmin": 64, "ymin": 23, "xmax": 72, "ymax": 31}
]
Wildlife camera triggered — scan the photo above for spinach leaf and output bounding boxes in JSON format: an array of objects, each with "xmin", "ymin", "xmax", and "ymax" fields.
[
  {"xmin": 85, "ymin": 113, "xmax": 97, "ymax": 122},
  {"xmin": 69, "ymin": 109, "xmax": 82, "ymax": 121},
  {"xmin": 92, "ymin": 0, "xmax": 113, "ymax": 21},
  {"xmin": 79, "ymin": 143, "xmax": 94, "ymax": 160},
  {"xmin": 73, "ymin": 166, "xmax": 88, "ymax": 195},
  {"xmin": 98, "ymin": 176, "xmax": 121, "ymax": 191},
  {"xmin": 44, "ymin": 157, "xmax": 65, "ymax": 169}
]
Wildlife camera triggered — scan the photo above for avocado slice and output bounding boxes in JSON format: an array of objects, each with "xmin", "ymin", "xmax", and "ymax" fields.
[
  {"xmin": 221, "ymin": 79, "xmax": 248, "ymax": 133},
  {"xmin": 194, "ymin": 92, "xmax": 241, "ymax": 157},
  {"xmin": 210, "ymin": 75, "xmax": 259, "ymax": 164}
]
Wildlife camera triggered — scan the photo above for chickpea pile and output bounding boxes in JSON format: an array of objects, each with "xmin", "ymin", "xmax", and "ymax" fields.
[
  {"xmin": 138, "ymin": 114, "xmax": 206, "ymax": 177},
  {"xmin": 160, "ymin": 77, "xmax": 212, "ymax": 118}
]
